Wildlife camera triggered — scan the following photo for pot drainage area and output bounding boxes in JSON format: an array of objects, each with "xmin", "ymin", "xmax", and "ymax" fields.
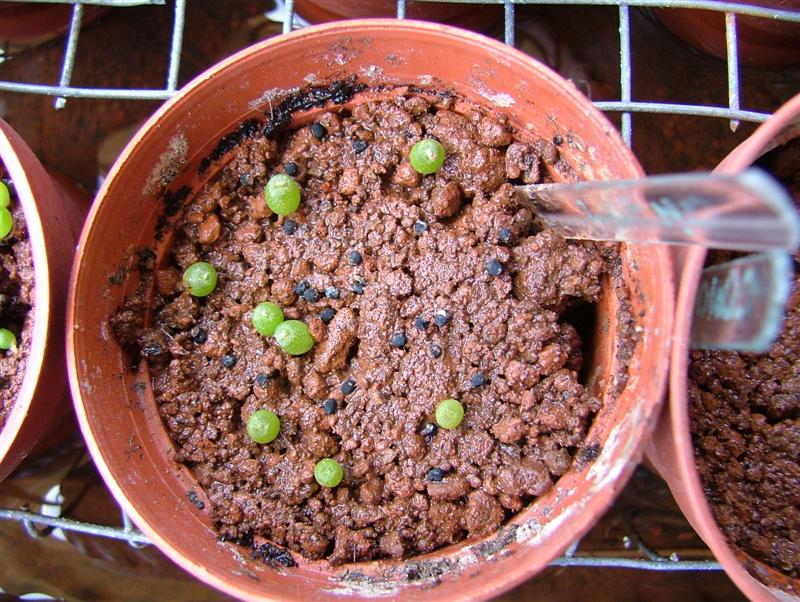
[{"xmin": 0, "ymin": 1, "xmax": 797, "ymax": 600}]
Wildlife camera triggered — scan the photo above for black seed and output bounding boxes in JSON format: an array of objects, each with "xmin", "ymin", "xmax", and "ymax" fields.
[
  {"xmin": 239, "ymin": 174, "xmax": 251, "ymax": 186},
  {"xmin": 351, "ymin": 282, "xmax": 364, "ymax": 295},
  {"xmin": 293, "ymin": 280, "xmax": 309, "ymax": 295},
  {"xmin": 427, "ymin": 468, "xmax": 445, "ymax": 482},
  {"xmin": 325, "ymin": 285, "xmax": 340, "ymax": 299},
  {"xmin": 348, "ymin": 250, "xmax": 363, "ymax": 266},
  {"xmin": 390, "ymin": 332, "xmax": 407, "ymax": 348},
  {"xmin": 434, "ymin": 309, "xmax": 452, "ymax": 327},
  {"xmin": 222, "ymin": 354, "xmax": 237, "ymax": 368},
  {"xmin": 191, "ymin": 327, "xmax": 208, "ymax": 344},
  {"xmin": 353, "ymin": 139, "xmax": 368, "ymax": 153},
  {"xmin": 498, "ymin": 227, "xmax": 512, "ymax": 245},
  {"xmin": 341, "ymin": 378, "xmax": 356, "ymax": 395},
  {"xmin": 282, "ymin": 219, "xmax": 297, "ymax": 235},
  {"xmin": 323, "ymin": 398, "xmax": 337, "ymax": 415},
  {"xmin": 429, "ymin": 343, "xmax": 442, "ymax": 358},
  {"xmin": 255, "ymin": 373, "xmax": 270, "ymax": 387},
  {"xmin": 553, "ymin": 134, "xmax": 564, "ymax": 146},
  {"xmin": 187, "ymin": 489, "xmax": 205, "ymax": 510},
  {"xmin": 413, "ymin": 220, "xmax": 428, "ymax": 234},
  {"xmin": 486, "ymin": 260, "xmax": 503, "ymax": 276},
  {"xmin": 302, "ymin": 287, "xmax": 320, "ymax": 303},
  {"xmin": 284, "ymin": 161, "xmax": 299, "ymax": 176},
  {"xmin": 420, "ymin": 422, "xmax": 438, "ymax": 438},
  {"xmin": 310, "ymin": 122, "xmax": 327, "ymax": 139},
  {"xmin": 319, "ymin": 307, "xmax": 336, "ymax": 324},
  {"xmin": 470, "ymin": 372, "xmax": 487, "ymax": 388},
  {"xmin": 141, "ymin": 343, "xmax": 163, "ymax": 357},
  {"xmin": 415, "ymin": 316, "xmax": 429, "ymax": 331}
]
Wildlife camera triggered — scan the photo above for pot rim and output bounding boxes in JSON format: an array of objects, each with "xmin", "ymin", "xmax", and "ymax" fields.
[
  {"xmin": 670, "ymin": 92, "xmax": 800, "ymax": 600},
  {"xmin": 0, "ymin": 120, "xmax": 52, "ymax": 465},
  {"xmin": 68, "ymin": 19, "xmax": 671, "ymax": 602}
]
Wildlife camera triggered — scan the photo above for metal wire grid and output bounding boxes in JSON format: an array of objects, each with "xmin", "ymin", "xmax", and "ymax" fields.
[
  {"xmin": 4, "ymin": 0, "xmax": 796, "ymax": 575},
  {"xmin": 0, "ymin": 0, "xmax": 799, "ymax": 143}
]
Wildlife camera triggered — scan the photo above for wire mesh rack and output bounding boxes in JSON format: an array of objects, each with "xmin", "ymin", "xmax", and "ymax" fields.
[{"xmin": 2, "ymin": 0, "xmax": 798, "ymax": 582}]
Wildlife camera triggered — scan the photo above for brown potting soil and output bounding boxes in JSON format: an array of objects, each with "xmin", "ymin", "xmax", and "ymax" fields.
[
  {"xmin": 689, "ymin": 139, "xmax": 800, "ymax": 580},
  {"xmin": 113, "ymin": 92, "xmax": 633, "ymax": 563},
  {"xmin": 0, "ymin": 167, "xmax": 34, "ymax": 429}
]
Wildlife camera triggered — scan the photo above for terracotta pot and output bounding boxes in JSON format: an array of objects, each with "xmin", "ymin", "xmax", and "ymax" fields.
[
  {"xmin": 647, "ymin": 92, "xmax": 800, "ymax": 601},
  {"xmin": 0, "ymin": 3, "xmax": 106, "ymax": 45},
  {"xmin": 69, "ymin": 20, "xmax": 673, "ymax": 601},
  {"xmin": 0, "ymin": 118, "xmax": 87, "ymax": 482},
  {"xmin": 294, "ymin": 0, "xmax": 501, "ymax": 31},
  {"xmin": 652, "ymin": 1, "xmax": 800, "ymax": 68}
]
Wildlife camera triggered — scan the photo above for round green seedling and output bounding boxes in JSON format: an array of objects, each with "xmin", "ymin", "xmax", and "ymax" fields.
[
  {"xmin": 435, "ymin": 398, "xmax": 464, "ymax": 430},
  {"xmin": 274, "ymin": 320, "xmax": 315, "ymax": 355},
  {"xmin": 0, "ymin": 328, "xmax": 17, "ymax": 350},
  {"xmin": 246, "ymin": 409, "xmax": 281, "ymax": 444},
  {"xmin": 264, "ymin": 174, "xmax": 301, "ymax": 216},
  {"xmin": 409, "ymin": 139, "xmax": 446, "ymax": 175},
  {"xmin": 252, "ymin": 302, "xmax": 284, "ymax": 336},
  {"xmin": 0, "ymin": 208, "xmax": 13, "ymax": 239},
  {"xmin": 314, "ymin": 458, "xmax": 343, "ymax": 488},
  {"xmin": 0, "ymin": 182, "xmax": 10, "ymax": 209},
  {"xmin": 182, "ymin": 261, "xmax": 217, "ymax": 297}
]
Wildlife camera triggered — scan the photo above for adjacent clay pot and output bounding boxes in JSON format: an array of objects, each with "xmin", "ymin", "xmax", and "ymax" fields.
[
  {"xmin": 0, "ymin": 118, "xmax": 87, "ymax": 481},
  {"xmin": 294, "ymin": 0, "xmax": 500, "ymax": 31},
  {"xmin": 652, "ymin": 1, "xmax": 800, "ymax": 68},
  {"xmin": 0, "ymin": 3, "xmax": 106, "ymax": 45},
  {"xmin": 647, "ymin": 92, "xmax": 800, "ymax": 601},
  {"xmin": 68, "ymin": 20, "xmax": 673, "ymax": 601}
]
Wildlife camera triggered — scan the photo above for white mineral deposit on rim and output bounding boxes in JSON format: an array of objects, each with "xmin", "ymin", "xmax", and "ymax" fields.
[
  {"xmin": 587, "ymin": 404, "xmax": 643, "ymax": 493},
  {"xmin": 359, "ymin": 64, "xmax": 383, "ymax": 79},
  {"xmin": 142, "ymin": 132, "xmax": 188, "ymax": 196},
  {"xmin": 247, "ymin": 86, "xmax": 301, "ymax": 112},
  {"xmin": 468, "ymin": 76, "xmax": 516, "ymax": 108}
]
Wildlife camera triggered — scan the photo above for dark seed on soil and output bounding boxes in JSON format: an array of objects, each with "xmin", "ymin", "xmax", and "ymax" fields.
[
  {"xmin": 434, "ymin": 309, "xmax": 452, "ymax": 327},
  {"xmin": 310, "ymin": 122, "xmax": 327, "ymax": 139},
  {"xmin": 420, "ymin": 422, "xmax": 438, "ymax": 438},
  {"xmin": 282, "ymin": 219, "xmax": 297, "ymax": 235},
  {"xmin": 426, "ymin": 468, "xmax": 445, "ymax": 482},
  {"xmin": 470, "ymin": 372, "xmax": 487, "ymax": 388},
  {"xmin": 390, "ymin": 332, "xmax": 407, "ymax": 348},
  {"xmin": 319, "ymin": 307, "xmax": 336, "ymax": 324},
  {"xmin": 284, "ymin": 161, "xmax": 299, "ymax": 176},
  {"xmin": 302, "ymin": 287, "xmax": 320, "ymax": 303},
  {"xmin": 429, "ymin": 343, "xmax": 442, "ymax": 358},
  {"xmin": 323, "ymin": 398, "xmax": 337, "ymax": 415},
  {"xmin": 353, "ymin": 140, "xmax": 368, "ymax": 154},
  {"xmin": 293, "ymin": 280, "xmax": 309, "ymax": 295},
  {"xmin": 341, "ymin": 378, "xmax": 356, "ymax": 395},
  {"xmin": 222, "ymin": 354, "xmax": 237, "ymax": 368},
  {"xmin": 486, "ymin": 260, "xmax": 503, "ymax": 276}
]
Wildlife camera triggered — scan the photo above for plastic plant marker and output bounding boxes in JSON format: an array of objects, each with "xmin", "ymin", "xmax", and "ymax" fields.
[
  {"xmin": 690, "ymin": 252, "xmax": 793, "ymax": 352},
  {"xmin": 516, "ymin": 168, "xmax": 799, "ymax": 351},
  {"xmin": 515, "ymin": 168, "xmax": 799, "ymax": 252}
]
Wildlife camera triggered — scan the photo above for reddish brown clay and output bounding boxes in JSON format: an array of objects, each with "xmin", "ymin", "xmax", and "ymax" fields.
[
  {"xmin": 653, "ymin": 1, "xmax": 800, "ymax": 68},
  {"xmin": 0, "ymin": 3, "xmax": 106, "ymax": 45},
  {"xmin": 647, "ymin": 92, "xmax": 800, "ymax": 601},
  {"xmin": 0, "ymin": 118, "xmax": 87, "ymax": 481},
  {"xmin": 69, "ymin": 20, "xmax": 673, "ymax": 601},
  {"xmin": 294, "ymin": 0, "xmax": 501, "ymax": 31}
]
